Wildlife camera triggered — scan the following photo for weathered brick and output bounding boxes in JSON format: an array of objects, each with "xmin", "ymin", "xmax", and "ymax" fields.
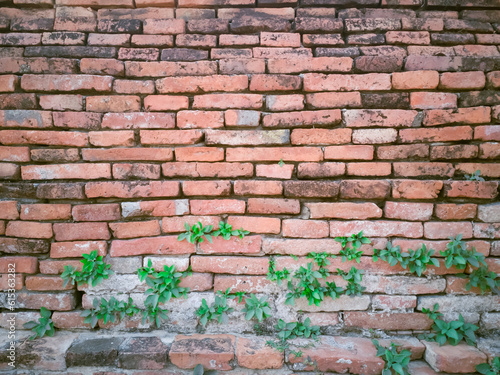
[
  {"xmin": 345, "ymin": 312, "xmax": 432, "ymax": 330},
  {"xmin": 80, "ymin": 58, "xmax": 124, "ymax": 76},
  {"xmin": 330, "ymin": 220, "xmax": 423, "ymax": 238},
  {"xmin": 141, "ymin": 130, "xmax": 203, "ymax": 145},
  {"xmin": 423, "ymin": 342, "xmax": 486, "ymax": 373},
  {"xmin": 0, "ymin": 256, "xmax": 38, "ymax": 273},
  {"xmin": 439, "ymin": 71, "xmax": 486, "ymax": 90},
  {"xmin": 88, "ymin": 33, "xmax": 130, "ymax": 46},
  {"xmin": 6, "ymin": 221, "xmax": 52, "ymax": 239},
  {"xmin": 306, "ymin": 92, "xmax": 362, "ymax": 109},
  {"xmin": 308, "ymin": 202, "xmax": 382, "ymax": 220},
  {"xmin": 237, "ymin": 337, "xmax": 283, "ymax": 369},
  {"xmin": 297, "ymin": 162, "xmax": 345, "ymax": 178},
  {"xmin": 191, "ymin": 256, "xmax": 268, "ymax": 275},
  {"xmin": 263, "ymin": 110, "xmax": 341, "ymax": 128},
  {"xmin": 392, "ymin": 70, "xmax": 439, "ymax": 90},
  {"xmin": 227, "ymin": 216, "xmax": 280, "ymax": 234},
  {"xmin": 256, "ymin": 164, "xmax": 294, "ymax": 179},
  {"xmin": 227, "ymin": 147, "xmax": 322, "ymax": 162},
  {"xmin": 430, "ymin": 144, "xmax": 478, "ymax": 160},
  {"xmin": 85, "ymin": 181, "xmax": 180, "ymax": 198},
  {"xmin": 109, "ymin": 221, "xmax": 160, "ymax": 239},
  {"xmin": 110, "ymin": 236, "xmax": 193, "ymax": 257},
  {"xmin": 325, "ymin": 145, "xmax": 373, "ymax": 160},
  {"xmin": 126, "ymin": 60, "xmax": 217, "ymax": 77},
  {"xmin": 352, "ymin": 128, "xmax": 398, "ymax": 144},
  {"xmin": 182, "ymin": 180, "xmax": 231, "ymax": 196},
  {"xmin": 16, "ymin": 291, "xmax": 76, "ymax": 311},
  {"xmin": 267, "ymin": 57, "xmax": 352, "ymax": 73},
  {"xmin": 190, "ymin": 199, "xmax": 245, "ymax": 215},
  {"xmin": 248, "ymin": 198, "xmax": 300, "ymax": 214},
  {"xmin": 340, "ymin": 180, "xmax": 391, "ymax": 200},
  {"xmin": 284, "ymin": 181, "xmax": 339, "ymax": 198},
  {"xmin": 303, "ymin": 73, "xmax": 391, "ymax": 92},
  {"xmin": 20, "ymin": 204, "xmax": 71, "ymax": 221},
  {"xmin": 444, "ymin": 181, "xmax": 498, "ymax": 199},
  {"xmin": 163, "ymin": 162, "xmax": 253, "ymax": 178},
  {"xmin": 250, "ymin": 74, "xmax": 301, "ymax": 92},
  {"xmin": 206, "ymin": 130, "xmax": 289, "ymax": 146},
  {"xmin": 423, "ymin": 107, "xmax": 491, "ymax": 126},
  {"xmin": 193, "ymin": 94, "xmax": 262, "ymax": 110},
  {"xmin": 400, "ymin": 126, "xmax": 473, "ymax": 143},
  {"xmin": 384, "ymin": 202, "xmax": 433, "ymax": 221},
  {"xmin": 87, "ymin": 95, "xmax": 141, "ymax": 112},
  {"xmin": 21, "ymin": 163, "xmax": 111, "ymax": 180},
  {"xmin": 175, "ymin": 147, "xmax": 224, "ymax": 162},
  {"xmin": 157, "ymin": 75, "xmax": 247, "ymax": 94}
]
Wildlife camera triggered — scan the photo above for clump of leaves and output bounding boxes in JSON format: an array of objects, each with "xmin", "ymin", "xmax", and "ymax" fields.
[
  {"xmin": 138, "ymin": 260, "xmax": 190, "ymax": 308},
  {"xmin": 178, "ymin": 221, "xmax": 213, "ymax": 244},
  {"xmin": 307, "ymin": 252, "xmax": 335, "ymax": 268},
  {"xmin": 266, "ymin": 318, "xmax": 320, "ymax": 353},
  {"xmin": 373, "ymin": 242, "xmax": 404, "ymax": 266},
  {"xmin": 23, "ymin": 307, "xmax": 55, "ymax": 340},
  {"xmin": 267, "ymin": 256, "xmax": 291, "ymax": 286},
  {"xmin": 335, "ymin": 231, "xmax": 370, "ymax": 263},
  {"xmin": 212, "ymin": 221, "xmax": 249, "ymax": 240},
  {"xmin": 285, "ymin": 262, "xmax": 329, "ymax": 306},
  {"xmin": 441, "ymin": 235, "xmax": 486, "ymax": 270},
  {"xmin": 196, "ymin": 288, "xmax": 235, "ymax": 326},
  {"xmin": 193, "ymin": 364, "xmax": 217, "ymax": 375},
  {"xmin": 422, "ymin": 303, "xmax": 443, "ymax": 321},
  {"xmin": 476, "ymin": 357, "xmax": 500, "ymax": 375},
  {"xmin": 278, "ymin": 158, "xmax": 285, "ymax": 167},
  {"xmin": 372, "ymin": 340, "xmax": 411, "ymax": 375},
  {"xmin": 466, "ymin": 266, "xmax": 500, "ymax": 295},
  {"xmin": 465, "ymin": 170, "xmax": 484, "ymax": 181},
  {"xmin": 338, "ymin": 266, "xmax": 365, "ymax": 296},
  {"xmin": 404, "ymin": 245, "xmax": 440, "ymax": 277},
  {"xmin": 242, "ymin": 294, "xmax": 272, "ymax": 322},
  {"xmin": 61, "ymin": 250, "xmax": 113, "ymax": 288},
  {"xmin": 428, "ymin": 314, "xmax": 478, "ymax": 346},
  {"xmin": 81, "ymin": 297, "xmax": 140, "ymax": 328},
  {"xmin": 142, "ymin": 305, "xmax": 169, "ymax": 328}
]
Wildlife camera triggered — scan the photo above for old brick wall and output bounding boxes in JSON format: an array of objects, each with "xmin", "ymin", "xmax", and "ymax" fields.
[{"xmin": 0, "ymin": 0, "xmax": 499, "ymax": 340}]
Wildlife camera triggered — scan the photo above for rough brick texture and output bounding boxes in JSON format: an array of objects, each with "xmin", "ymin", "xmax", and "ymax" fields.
[{"xmin": 0, "ymin": 0, "xmax": 499, "ymax": 373}]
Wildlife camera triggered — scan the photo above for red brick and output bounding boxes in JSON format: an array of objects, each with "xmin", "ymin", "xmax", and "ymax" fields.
[
  {"xmin": 169, "ymin": 334, "xmax": 235, "ymax": 371},
  {"xmin": 256, "ymin": 164, "xmax": 294, "ymax": 179},
  {"xmin": 72, "ymin": 204, "xmax": 120, "ymax": 222},
  {"xmin": 372, "ymin": 295, "xmax": 417, "ymax": 310},
  {"xmin": 193, "ymin": 94, "xmax": 263, "ymax": 109},
  {"xmin": 36, "ymin": 183, "xmax": 86, "ymax": 200},
  {"xmin": 113, "ymin": 79, "xmax": 155, "ymax": 94},
  {"xmin": 474, "ymin": 223, "xmax": 500, "ymax": 239},
  {"xmin": 400, "ymin": 126, "xmax": 472, "ymax": 143},
  {"xmin": 86, "ymin": 95, "xmax": 141, "ymax": 112},
  {"xmin": 219, "ymin": 59, "xmax": 266, "ymax": 75},
  {"xmin": 234, "ymin": 181, "xmax": 282, "ymax": 196},
  {"xmin": 248, "ymin": 198, "xmax": 300, "ymax": 214},
  {"xmin": 226, "ymin": 147, "xmax": 322, "ymax": 162},
  {"xmin": 297, "ymin": 162, "xmax": 345, "ymax": 178},
  {"xmin": 394, "ymin": 162, "xmax": 455, "ymax": 178},
  {"xmin": 486, "ymin": 71, "xmax": 500, "ymax": 88},
  {"xmin": 423, "ymin": 342, "xmax": 486, "ymax": 373},
  {"xmin": 191, "ymin": 256, "xmax": 268, "ymax": 275},
  {"xmin": 306, "ymin": 92, "xmax": 362, "ymax": 109},
  {"xmin": 0, "ymin": 75, "xmax": 18, "ymax": 92},
  {"xmin": 25, "ymin": 276, "xmax": 73, "ymax": 291},
  {"xmin": 190, "ymin": 200, "xmax": 245, "ymax": 215},
  {"xmin": 179, "ymin": 273, "xmax": 213, "ymax": 292},
  {"xmin": 30, "ymin": 148, "xmax": 80, "ymax": 163},
  {"xmin": 0, "ymin": 273, "xmax": 23, "ymax": 290},
  {"xmin": 156, "ymin": 75, "xmax": 247, "ymax": 94},
  {"xmin": 344, "ymin": 109, "xmax": 419, "ymax": 128},
  {"xmin": 475, "ymin": 125, "xmax": 500, "ymax": 141},
  {"xmin": 424, "ymin": 107, "xmax": 491, "ymax": 126},
  {"xmin": 177, "ymin": 111, "xmax": 224, "ymax": 129},
  {"xmin": 182, "ymin": 180, "xmax": 231, "ymax": 196},
  {"xmin": 21, "ymin": 74, "xmax": 112, "ymax": 92},
  {"xmin": 0, "ymin": 201, "xmax": 19, "ymax": 220},
  {"xmin": 282, "ymin": 219, "xmax": 329, "ymax": 238},
  {"xmin": 352, "ymin": 129, "xmax": 397, "ymax": 144},
  {"xmin": 439, "ymin": 71, "xmax": 486, "ymax": 90},
  {"xmin": 143, "ymin": 19, "xmax": 185, "ymax": 34},
  {"xmin": 227, "ymin": 216, "xmax": 280, "ymax": 234},
  {"xmin": 264, "ymin": 238, "xmax": 341, "ymax": 257},
  {"xmin": 53, "ymin": 223, "xmax": 110, "ymax": 241},
  {"xmin": 392, "ymin": 70, "xmax": 439, "ymax": 90},
  {"xmin": 175, "ymin": 147, "xmax": 224, "ymax": 162},
  {"xmin": 21, "ymin": 163, "xmax": 111, "ymax": 180},
  {"xmin": 39, "ymin": 95, "xmax": 83, "ymax": 111},
  {"xmin": 131, "ymin": 34, "xmax": 173, "ymax": 47},
  {"xmin": 267, "ymin": 57, "xmax": 352, "ymax": 74},
  {"xmin": 199, "ymin": 236, "xmax": 262, "ymax": 255},
  {"xmin": 456, "ymin": 163, "xmax": 500, "ymax": 178},
  {"xmin": 109, "ymin": 220, "xmax": 160, "ymax": 239},
  {"xmin": 5, "ymin": 221, "xmax": 52, "ymax": 239},
  {"xmin": 307, "ymin": 202, "xmax": 382, "ymax": 220},
  {"xmin": 237, "ymin": 337, "xmax": 283, "ymax": 369},
  {"xmin": 117, "ymin": 47, "xmax": 159, "ymax": 61},
  {"xmin": 17, "ymin": 291, "xmax": 76, "ymax": 311},
  {"xmin": 253, "ymin": 47, "xmax": 312, "ymax": 60},
  {"xmin": 424, "ymin": 222, "xmax": 473, "ymax": 240},
  {"xmin": 53, "ymin": 112, "xmax": 101, "ymax": 130},
  {"xmin": 325, "ymin": 145, "xmax": 373, "ymax": 160},
  {"xmin": 410, "ymin": 92, "xmax": 457, "ymax": 109},
  {"xmin": 161, "ymin": 216, "xmax": 220, "ymax": 233},
  {"xmin": 340, "ymin": 180, "xmax": 391, "ymax": 199},
  {"xmin": 303, "ymin": 34, "xmax": 344, "ymax": 47},
  {"xmin": 444, "ymin": 181, "xmax": 498, "ymax": 199},
  {"xmin": 330, "ymin": 220, "xmax": 423, "ymax": 238},
  {"xmin": 112, "ymin": 163, "xmax": 161, "ymax": 179},
  {"xmin": 384, "ymin": 202, "xmax": 433, "ymax": 221},
  {"xmin": 141, "ymin": 130, "xmax": 203, "ymax": 145},
  {"xmin": 347, "ymin": 162, "xmax": 391, "ymax": 176},
  {"xmin": 85, "ymin": 181, "xmax": 180, "ymax": 198},
  {"xmin": 39, "ymin": 259, "xmax": 82, "ymax": 274},
  {"xmin": 206, "ymin": 130, "xmax": 289, "ymax": 146},
  {"xmin": 110, "ymin": 236, "xmax": 193, "ymax": 257},
  {"xmin": 263, "ymin": 109, "xmax": 341, "ymax": 128},
  {"xmin": 88, "ymin": 33, "xmax": 130, "ymax": 46},
  {"xmin": 285, "ymin": 181, "xmax": 339, "ymax": 198},
  {"xmin": 219, "ymin": 34, "xmax": 259, "ymax": 46},
  {"xmin": 266, "ymin": 94, "xmax": 304, "ymax": 111},
  {"xmin": 0, "ymin": 146, "xmax": 30, "ymax": 162},
  {"xmin": 435, "ymin": 204, "xmax": 477, "ymax": 220},
  {"xmin": 83, "ymin": 148, "xmax": 173, "ymax": 162},
  {"xmin": 89, "ymin": 131, "xmax": 135, "ymax": 147},
  {"xmin": 50, "ymin": 241, "xmax": 107, "ymax": 258},
  {"xmin": 224, "ymin": 110, "xmax": 261, "ymax": 127},
  {"xmin": 20, "ymin": 204, "xmax": 71, "ymax": 220},
  {"xmin": 386, "ymin": 31, "xmax": 430, "ymax": 44},
  {"xmin": 431, "ymin": 144, "xmax": 478, "ymax": 160},
  {"xmin": 52, "ymin": 311, "xmax": 92, "ymax": 329},
  {"xmin": 250, "ymin": 74, "xmax": 301, "ymax": 92},
  {"xmin": 260, "ymin": 32, "xmax": 300, "ymax": 48},
  {"xmin": 126, "ymin": 60, "xmax": 217, "ymax": 77},
  {"xmin": 0, "ymin": 33, "xmax": 42, "ymax": 45},
  {"xmin": 0, "ymin": 130, "xmax": 88, "ymax": 147},
  {"xmin": 121, "ymin": 199, "xmax": 188, "ymax": 218},
  {"xmin": 0, "ymin": 256, "xmax": 38, "ymax": 273},
  {"xmin": 162, "ymin": 162, "xmax": 253, "ymax": 178},
  {"xmin": 303, "ymin": 73, "xmax": 391, "ymax": 92},
  {"xmin": 345, "ymin": 312, "xmax": 432, "ymax": 330},
  {"xmin": 377, "ymin": 144, "xmax": 429, "ymax": 160},
  {"xmin": 480, "ymin": 143, "xmax": 500, "ymax": 159},
  {"xmin": 80, "ymin": 58, "xmax": 124, "ymax": 76}
]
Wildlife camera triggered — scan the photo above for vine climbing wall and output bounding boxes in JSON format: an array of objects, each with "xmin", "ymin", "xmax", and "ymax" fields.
[{"xmin": 0, "ymin": 0, "xmax": 499, "ymax": 372}]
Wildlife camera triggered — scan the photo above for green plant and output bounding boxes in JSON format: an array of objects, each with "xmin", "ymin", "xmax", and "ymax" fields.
[
  {"xmin": 338, "ymin": 266, "xmax": 365, "ymax": 296},
  {"xmin": 61, "ymin": 250, "xmax": 113, "ymax": 287},
  {"xmin": 196, "ymin": 288, "xmax": 234, "ymax": 326},
  {"xmin": 373, "ymin": 242, "xmax": 404, "ymax": 266},
  {"xmin": 242, "ymin": 294, "xmax": 272, "ymax": 322},
  {"xmin": 266, "ymin": 318, "xmax": 320, "ymax": 353},
  {"xmin": 372, "ymin": 340, "xmax": 411, "ymax": 375},
  {"xmin": 212, "ymin": 221, "xmax": 249, "ymax": 240},
  {"xmin": 138, "ymin": 260, "xmax": 190, "ymax": 309},
  {"xmin": 278, "ymin": 158, "xmax": 284, "ymax": 167},
  {"xmin": 267, "ymin": 256, "xmax": 291, "ymax": 286},
  {"xmin": 81, "ymin": 297, "xmax": 140, "ymax": 328},
  {"xmin": 422, "ymin": 303, "xmax": 443, "ymax": 321},
  {"xmin": 141, "ymin": 304, "xmax": 169, "ymax": 328},
  {"xmin": 404, "ymin": 245, "xmax": 440, "ymax": 277},
  {"xmin": 23, "ymin": 307, "xmax": 55, "ymax": 340},
  {"xmin": 307, "ymin": 252, "xmax": 335, "ymax": 268},
  {"xmin": 465, "ymin": 170, "xmax": 484, "ymax": 181},
  {"xmin": 441, "ymin": 235, "xmax": 486, "ymax": 270},
  {"xmin": 178, "ymin": 221, "xmax": 213, "ymax": 244},
  {"xmin": 466, "ymin": 266, "xmax": 500, "ymax": 294},
  {"xmin": 476, "ymin": 357, "xmax": 500, "ymax": 375},
  {"xmin": 335, "ymin": 231, "xmax": 369, "ymax": 263},
  {"xmin": 285, "ymin": 262, "xmax": 329, "ymax": 306}
]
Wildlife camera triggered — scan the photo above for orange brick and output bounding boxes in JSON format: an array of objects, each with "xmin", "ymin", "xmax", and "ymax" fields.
[
  {"xmin": 392, "ymin": 70, "xmax": 439, "ymax": 90},
  {"xmin": 20, "ymin": 204, "xmax": 71, "ymax": 220},
  {"xmin": 5, "ymin": 221, "xmax": 52, "ymax": 239}
]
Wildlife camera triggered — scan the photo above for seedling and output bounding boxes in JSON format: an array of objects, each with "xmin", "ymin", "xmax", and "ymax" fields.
[
  {"xmin": 466, "ymin": 266, "xmax": 500, "ymax": 295},
  {"xmin": 196, "ymin": 288, "xmax": 235, "ymax": 326},
  {"xmin": 178, "ymin": 222, "xmax": 213, "ymax": 244},
  {"xmin": 476, "ymin": 357, "xmax": 500, "ymax": 375},
  {"xmin": 372, "ymin": 340, "xmax": 411, "ymax": 375},
  {"xmin": 212, "ymin": 221, "xmax": 249, "ymax": 240},
  {"xmin": 242, "ymin": 294, "xmax": 272, "ymax": 322},
  {"xmin": 441, "ymin": 235, "xmax": 486, "ymax": 270},
  {"xmin": 61, "ymin": 250, "xmax": 113, "ymax": 288},
  {"xmin": 465, "ymin": 170, "xmax": 484, "ymax": 181},
  {"xmin": 335, "ymin": 231, "xmax": 369, "ymax": 263},
  {"xmin": 23, "ymin": 307, "xmax": 54, "ymax": 340},
  {"xmin": 81, "ymin": 297, "xmax": 140, "ymax": 328},
  {"xmin": 267, "ymin": 318, "xmax": 320, "ymax": 353},
  {"xmin": 267, "ymin": 257, "xmax": 291, "ymax": 286},
  {"xmin": 338, "ymin": 266, "xmax": 365, "ymax": 296},
  {"xmin": 307, "ymin": 252, "xmax": 335, "ymax": 268}
]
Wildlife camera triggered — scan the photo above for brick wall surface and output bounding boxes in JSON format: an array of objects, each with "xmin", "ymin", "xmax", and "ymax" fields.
[{"xmin": 0, "ymin": 0, "xmax": 500, "ymax": 354}]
